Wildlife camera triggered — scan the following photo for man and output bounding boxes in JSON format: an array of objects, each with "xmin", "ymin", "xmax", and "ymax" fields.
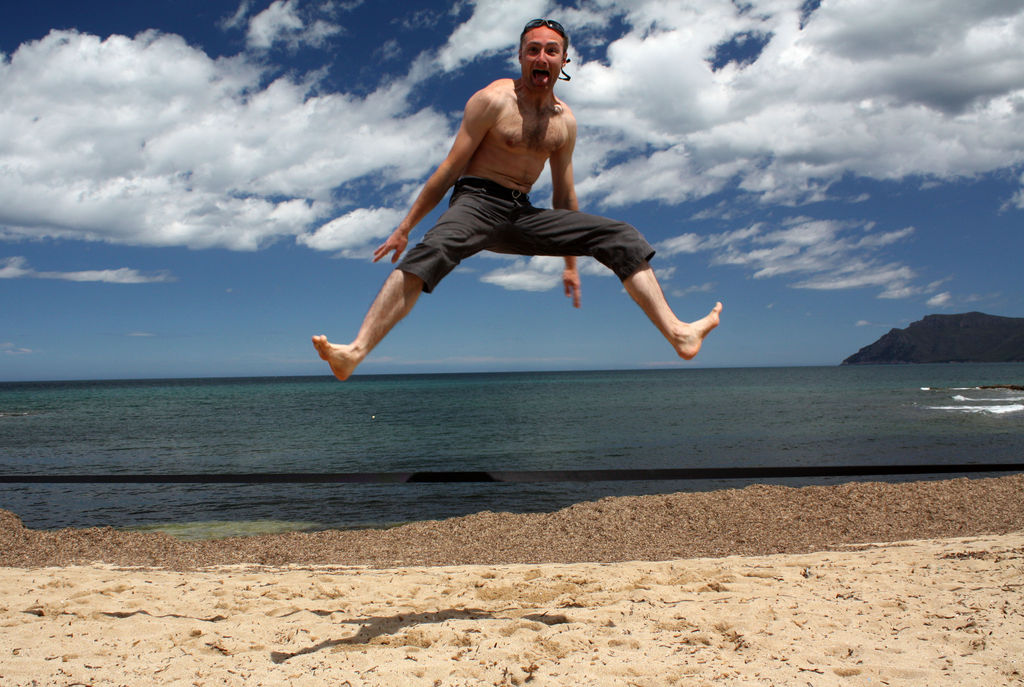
[{"xmin": 313, "ymin": 19, "xmax": 721, "ymax": 380}]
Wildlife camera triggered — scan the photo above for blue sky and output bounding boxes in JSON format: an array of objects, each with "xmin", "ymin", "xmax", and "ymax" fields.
[{"xmin": 2, "ymin": 0, "xmax": 1023, "ymax": 381}]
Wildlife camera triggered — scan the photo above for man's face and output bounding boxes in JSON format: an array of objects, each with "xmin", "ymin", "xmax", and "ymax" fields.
[{"xmin": 518, "ymin": 26, "xmax": 567, "ymax": 90}]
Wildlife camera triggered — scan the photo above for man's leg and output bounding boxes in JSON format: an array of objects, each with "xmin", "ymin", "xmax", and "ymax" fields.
[
  {"xmin": 623, "ymin": 264, "xmax": 722, "ymax": 360},
  {"xmin": 312, "ymin": 270, "xmax": 424, "ymax": 380}
]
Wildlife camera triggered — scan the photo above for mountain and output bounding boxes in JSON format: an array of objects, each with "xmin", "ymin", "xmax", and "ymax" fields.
[{"xmin": 841, "ymin": 312, "xmax": 1024, "ymax": 365}]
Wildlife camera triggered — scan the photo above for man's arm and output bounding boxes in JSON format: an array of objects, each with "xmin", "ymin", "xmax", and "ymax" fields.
[
  {"xmin": 548, "ymin": 110, "xmax": 582, "ymax": 308},
  {"xmin": 374, "ymin": 88, "xmax": 501, "ymax": 263}
]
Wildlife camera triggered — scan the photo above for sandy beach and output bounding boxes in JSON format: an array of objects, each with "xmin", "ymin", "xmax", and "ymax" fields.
[{"xmin": 2, "ymin": 475, "xmax": 1023, "ymax": 685}]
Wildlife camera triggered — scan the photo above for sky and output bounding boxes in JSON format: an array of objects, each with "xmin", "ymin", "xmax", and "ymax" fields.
[{"xmin": 2, "ymin": 0, "xmax": 1023, "ymax": 381}]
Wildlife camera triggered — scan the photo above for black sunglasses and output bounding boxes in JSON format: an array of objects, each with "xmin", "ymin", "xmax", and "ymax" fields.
[
  {"xmin": 520, "ymin": 19, "xmax": 572, "ymax": 81},
  {"xmin": 522, "ymin": 18, "xmax": 567, "ymax": 38}
]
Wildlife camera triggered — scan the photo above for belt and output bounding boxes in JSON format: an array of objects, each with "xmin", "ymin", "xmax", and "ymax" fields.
[{"xmin": 455, "ymin": 176, "xmax": 530, "ymax": 204}]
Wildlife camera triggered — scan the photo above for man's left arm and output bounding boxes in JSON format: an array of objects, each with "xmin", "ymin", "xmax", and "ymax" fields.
[{"xmin": 549, "ymin": 111, "xmax": 581, "ymax": 308}]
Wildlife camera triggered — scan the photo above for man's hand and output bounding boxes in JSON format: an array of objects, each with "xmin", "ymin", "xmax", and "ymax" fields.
[
  {"xmin": 373, "ymin": 228, "xmax": 409, "ymax": 263},
  {"xmin": 563, "ymin": 264, "xmax": 581, "ymax": 308}
]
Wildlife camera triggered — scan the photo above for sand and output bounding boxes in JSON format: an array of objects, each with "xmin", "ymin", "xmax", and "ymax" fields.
[{"xmin": 2, "ymin": 475, "xmax": 1024, "ymax": 685}]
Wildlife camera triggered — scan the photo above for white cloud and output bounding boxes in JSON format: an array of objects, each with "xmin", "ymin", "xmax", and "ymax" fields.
[
  {"xmin": 660, "ymin": 216, "xmax": 922, "ymax": 298},
  {"xmin": 2, "ymin": 0, "xmax": 1022, "ymax": 269},
  {"xmin": 1009, "ymin": 189, "xmax": 1024, "ymax": 210},
  {"xmin": 48, "ymin": 267, "xmax": 174, "ymax": 284},
  {"xmin": 480, "ymin": 256, "xmax": 565, "ymax": 292},
  {"xmin": 653, "ymin": 265, "xmax": 676, "ymax": 281},
  {"xmin": 0, "ymin": 29, "xmax": 451, "ymax": 252},
  {"xmin": 0, "ymin": 256, "xmax": 32, "ymax": 279},
  {"xmin": 477, "ymin": 254, "xmax": 615, "ymax": 293},
  {"xmin": 794, "ymin": 263, "xmax": 916, "ymax": 293},
  {"xmin": 657, "ymin": 233, "xmax": 703, "ymax": 256},
  {"xmin": 565, "ymin": 0, "xmax": 1024, "ymax": 208},
  {"xmin": 246, "ymin": 0, "xmax": 342, "ymax": 50},
  {"xmin": 0, "ymin": 257, "xmax": 173, "ymax": 284},
  {"xmin": 298, "ymin": 207, "xmax": 405, "ymax": 254},
  {"xmin": 656, "ymin": 226, "xmax": 759, "ymax": 257},
  {"xmin": 855, "ymin": 319, "xmax": 901, "ymax": 328},
  {"xmin": 436, "ymin": 0, "xmax": 550, "ymax": 71},
  {"xmin": 1008, "ymin": 171, "xmax": 1024, "ymax": 209},
  {"xmin": 927, "ymin": 291, "xmax": 953, "ymax": 308},
  {"xmin": 432, "ymin": 1, "xmax": 612, "ymax": 74},
  {"xmin": 222, "ymin": 1, "xmax": 253, "ymax": 31},
  {"xmin": 1, "ymin": 343, "xmax": 33, "ymax": 355},
  {"xmin": 671, "ymin": 281, "xmax": 716, "ymax": 298},
  {"xmin": 247, "ymin": 0, "xmax": 303, "ymax": 48}
]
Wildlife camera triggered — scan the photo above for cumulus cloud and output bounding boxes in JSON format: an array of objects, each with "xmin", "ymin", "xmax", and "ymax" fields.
[
  {"xmin": 297, "ymin": 206, "xmax": 406, "ymax": 255},
  {"xmin": 436, "ymin": 0, "xmax": 549, "ymax": 71},
  {"xmin": 0, "ymin": 257, "xmax": 173, "ymax": 284},
  {"xmin": 247, "ymin": 0, "xmax": 304, "ymax": 48},
  {"xmin": 0, "ymin": 29, "xmax": 450, "ymax": 252},
  {"xmin": 480, "ymin": 256, "xmax": 565, "ymax": 292},
  {"xmin": 2, "ymin": 0, "xmax": 1023, "ymax": 304},
  {"xmin": 477, "ymin": 253, "xmax": 615, "ymax": 293},
  {"xmin": 245, "ymin": 0, "xmax": 342, "ymax": 51},
  {"xmin": 565, "ymin": 0, "xmax": 1024, "ymax": 207}
]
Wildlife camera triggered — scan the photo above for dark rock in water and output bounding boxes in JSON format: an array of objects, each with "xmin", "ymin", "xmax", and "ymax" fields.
[{"xmin": 842, "ymin": 312, "xmax": 1024, "ymax": 365}]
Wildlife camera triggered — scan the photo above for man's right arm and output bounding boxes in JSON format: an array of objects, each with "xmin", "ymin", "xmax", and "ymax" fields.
[{"xmin": 374, "ymin": 86, "xmax": 501, "ymax": 263}]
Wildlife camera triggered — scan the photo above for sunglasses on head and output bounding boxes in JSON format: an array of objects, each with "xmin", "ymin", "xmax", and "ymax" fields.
[
  {"xmin": 522, "ymin": 18, "xmax": 567, "ymax": 38},
  {"xmin": 521, "ymin": 18, "xmax": 572, "ymax": 81}
]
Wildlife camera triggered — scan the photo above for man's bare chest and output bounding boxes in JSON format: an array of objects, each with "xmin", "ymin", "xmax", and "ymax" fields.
[{"xmin": 492, "ymin": 108, "xmax": 568, "ymax": 154}]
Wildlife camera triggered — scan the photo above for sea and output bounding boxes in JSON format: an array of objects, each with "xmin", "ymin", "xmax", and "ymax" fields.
[{"xmin": 1, "ymin": 364, "xmax": 1022, "ymax": 539}]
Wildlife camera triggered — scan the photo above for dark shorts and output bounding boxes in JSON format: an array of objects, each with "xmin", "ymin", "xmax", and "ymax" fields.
[{"xmin": 397, "ymin": 177, "xmax": 656, "ymax": 293}]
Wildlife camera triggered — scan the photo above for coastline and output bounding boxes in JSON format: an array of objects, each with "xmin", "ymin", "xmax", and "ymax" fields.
[{"xmin": 3, "ymin": 474, "xmax": 1023, "ymax": 569}]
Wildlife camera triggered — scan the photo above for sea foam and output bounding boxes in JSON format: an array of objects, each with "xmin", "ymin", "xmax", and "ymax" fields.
[{"xmin": 927, "ymin": 404, "xmax": 1024, "ymax": 415}]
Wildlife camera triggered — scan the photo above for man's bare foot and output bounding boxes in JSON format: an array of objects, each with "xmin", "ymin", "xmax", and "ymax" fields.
[
  {"xmin": 312, "ymin": 335, "xmax": 363, "ymax": 381},
  {"xmin": 673, "ymin": 302, "xmax": 723, "ymax": 360}
]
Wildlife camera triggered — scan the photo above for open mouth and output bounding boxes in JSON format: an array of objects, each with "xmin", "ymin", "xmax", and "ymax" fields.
[{"xmin": 531, "ymin": 68, "xmax": 551, "ymax": 85}]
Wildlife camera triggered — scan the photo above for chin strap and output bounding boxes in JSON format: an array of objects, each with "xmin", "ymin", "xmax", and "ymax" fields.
[{"xmin": 559, "ymin": 56, "xmax": 572, "ymax": 81}]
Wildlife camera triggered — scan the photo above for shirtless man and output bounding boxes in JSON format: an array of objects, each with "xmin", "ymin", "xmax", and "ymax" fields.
[{"xmin": 313, "ymin": 19, "xmax": 721, "ymax": 380}]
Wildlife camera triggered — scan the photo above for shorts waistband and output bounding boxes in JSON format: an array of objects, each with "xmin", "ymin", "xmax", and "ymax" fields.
[{"xmin": 454, "ymin": 176, "xmax": 530, "ymax": 204}]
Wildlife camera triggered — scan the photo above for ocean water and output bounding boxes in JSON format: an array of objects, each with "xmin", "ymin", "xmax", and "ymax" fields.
[{"xmin": 1, "ymin": 364, "xmax": 1022, "ymax": 538}]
